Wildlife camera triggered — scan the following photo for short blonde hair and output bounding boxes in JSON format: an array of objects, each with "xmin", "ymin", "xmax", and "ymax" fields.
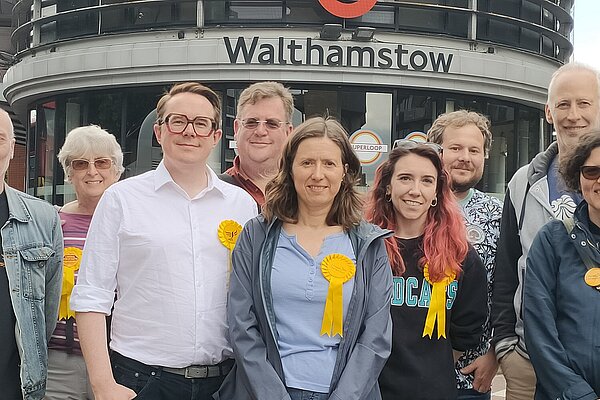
[
  {"xmin": 58, "ymin": 125, "xmax": 124, "ymax": 179},
  {"xmin": 237, "ymin": 81, "xmax": 294, "ymax": 122},
  {"xmin": 427, "ymin": 110, "xmax": 492, "ymax": 158}
]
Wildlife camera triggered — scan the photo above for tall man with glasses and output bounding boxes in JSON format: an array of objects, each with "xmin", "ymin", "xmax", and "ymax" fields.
[
  {"xmin": 492, "ymin": 63, "xmax": 600, "ymax": 400},
  {"xmin": 220, "ymin": 81, "xmax": 294, "ymax": 206},
  {"xmin": 72, "ymin": 82, "xmax": 257, "ymax": 400},
  {"xmin": 428, "ymin": 110, "xmax": 502, "ymax": 400}
]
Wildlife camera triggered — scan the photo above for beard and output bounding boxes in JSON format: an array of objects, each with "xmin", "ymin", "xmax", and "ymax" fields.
[
  {"xmin": 449, "ymin": 167, "xmax": 483, "ymax": 193},
  {"xmin": 451, "ymin": 178, "xmax": 479, "ymax": 193}
]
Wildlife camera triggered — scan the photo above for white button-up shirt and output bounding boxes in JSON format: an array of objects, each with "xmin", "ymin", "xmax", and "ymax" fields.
[{"xmin": 71, "ymin": 162, "xmax": 257, "ymax": 367}]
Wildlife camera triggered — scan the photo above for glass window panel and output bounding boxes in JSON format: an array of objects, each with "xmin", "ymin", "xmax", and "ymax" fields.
[
  {"xmin": 284, "ymin": 0, "xmax": 339, "ymax": 24},
  {"xmin": 520, "ymin": 27, "xmax": 540, "ymax": 52},
  {"xmin": 488, "ymin": 19, "xmax": 519, "ymax": 47},
  {"xmin": 522, "ymin": 0, "xmax": 541, "ymax": 24},
  {"xmin": 342, "ymin": 92, "xmax": 392, "ymax": 190},
  {"xmin": 228, "ymin": 2, "xmax": 284, "ymax": 21},
  {"xmin": 355, "ymin": 6, "xmax": 394, "ymax": 26},
  {"xmin": 489, "ymin": 0, "xmax": 520, "ymax": 18},
  {"xmin": 446, "ymin": 10, "xmax": 469, "ymax": 38},
  {"xmin": 445, "ymin": 0, "xmax": 469, "ymax": 7},
  {"xmin": 398, "ymin": 8, "xmax": 445, "ymax": 33},
  {"xmin": 35, "ymin": 101, "xmax": 57, "ymax": 202},
  {"xmin": 88, "ymin": 93, "xmax": 123, "ymax": 140},
  {"xmin": 542, "ymin": 35, "xmax": 555, "ymax": 57}
]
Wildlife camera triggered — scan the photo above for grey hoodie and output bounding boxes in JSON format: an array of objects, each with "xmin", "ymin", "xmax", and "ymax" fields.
[{"xmin": 491, "ymin": 142, "xmax": 558, "ymax": 359}]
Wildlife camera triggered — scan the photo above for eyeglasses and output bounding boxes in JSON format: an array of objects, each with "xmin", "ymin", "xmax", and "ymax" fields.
[
  {"xmin": 392, "ymin": 139, "xmax": 443, "ymax": 154},
  {"xmin": 580, "ymin": 165, "xmax": 600, "ymax": 180},
  {"xmin": 70, "ymin": 158, "xmax": 113, "ymax": 171},
  {"xmin": 158, "ymin": 113, "xmax": 216, "ymax": 136},
  {"xmin": 239, "ymin": 118, "xmax": 289, "ymax": 130}
]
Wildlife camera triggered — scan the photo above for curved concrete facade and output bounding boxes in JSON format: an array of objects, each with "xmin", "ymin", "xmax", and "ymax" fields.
[
  {"xmin": 4, "ymin": 28, "xmax": 558, "ymax": 114},
  {"xmin": 0, "ymin": 0, "xmax": 572, "ymax": 202}
]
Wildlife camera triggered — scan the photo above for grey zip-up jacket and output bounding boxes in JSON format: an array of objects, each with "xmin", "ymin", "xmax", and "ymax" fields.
[
  {"xmin": 491, "ymin": 142, "xmax": 558, "ymax": 360},
  {"xmin": 214, "ymin": 216, "xmax": 393, "ymax": 400}
]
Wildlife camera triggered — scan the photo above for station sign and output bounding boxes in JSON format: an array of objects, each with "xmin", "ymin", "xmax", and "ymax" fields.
[{"xmin": 350, "ymin": 129, "xmax": 388, "ymax": 165}]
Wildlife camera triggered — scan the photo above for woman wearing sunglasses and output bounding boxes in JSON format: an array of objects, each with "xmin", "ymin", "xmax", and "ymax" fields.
[
  {"xmin": 46, "ymin": 125, "xmax": 123, "ymax": 400},
  {"xmin": 215, "ymin": 116, "xmax": 392, "ymax": 400},
  {"xmin": 366, "ymin": 140, "xmax": 487, "ymax": 400},
  {"xmin": 524, "ymin": 132, "xmax": 600, "ymax": 400}
]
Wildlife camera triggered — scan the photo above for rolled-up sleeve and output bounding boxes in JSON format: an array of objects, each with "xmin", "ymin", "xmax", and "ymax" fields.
[{"xmin": 70, "ymin": 189, "xmax": 122, "ymax": 314}]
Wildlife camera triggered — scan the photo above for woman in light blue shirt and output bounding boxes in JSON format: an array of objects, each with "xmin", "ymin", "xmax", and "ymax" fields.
[{"xmin": 216, "ymin": 116, "xmax": 393, "ymax": 400}]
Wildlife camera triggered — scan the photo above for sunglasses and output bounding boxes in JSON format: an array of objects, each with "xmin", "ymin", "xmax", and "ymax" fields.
[
  {"xmin": 392, "ymin": 139, "xmax": 443, "ymax": 154},
  {"xmin": 580, "ymin": 165, "xmax": 600, "ymax": 181},
  {"xmin": 70, "ymin": 158, "xmax": 113, "ymax": 171},
  {"xmin": 239, "ymin": 118, "xmax": 289, "ymax": 130}
]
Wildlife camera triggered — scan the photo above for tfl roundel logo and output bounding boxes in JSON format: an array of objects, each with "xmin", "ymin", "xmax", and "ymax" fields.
[{"xmin": 318, "ymin": 0, "xmax": 377, "ymax": 18}]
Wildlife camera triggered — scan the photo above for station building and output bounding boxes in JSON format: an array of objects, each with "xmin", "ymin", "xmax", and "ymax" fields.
[{"xmin": 2, "ymin": 0, "xmax": 574, "ymax": 204}]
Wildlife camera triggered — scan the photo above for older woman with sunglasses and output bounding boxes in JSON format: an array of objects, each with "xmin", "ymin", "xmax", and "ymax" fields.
[
  {"xmin": 366, "ymin": 139, "xmax": 487, "ymax": 400},
  {"xmin": 46, "ymin": 125, "xmax": 123, "ymax": 400},
  {"xmin": 524, "ymin": 131, "xmax": 600, "ymax": 400}
]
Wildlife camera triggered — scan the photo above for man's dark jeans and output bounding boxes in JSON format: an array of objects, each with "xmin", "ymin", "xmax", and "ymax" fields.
[{"xmin": 111, "ymin": 352, "xmax": 228, "ymax": 400}]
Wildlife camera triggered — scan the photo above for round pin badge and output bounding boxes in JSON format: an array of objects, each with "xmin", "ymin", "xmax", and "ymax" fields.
[{"xmin": 584, "ymin": 267, "xmax": 600, "ymax": 288}]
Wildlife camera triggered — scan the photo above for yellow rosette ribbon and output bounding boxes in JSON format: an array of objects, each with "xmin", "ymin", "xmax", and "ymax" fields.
[
  {"xmin": 59, "ymin": 247, "xmax": 82, "ymax": 320},
  {"xmin": 422, "ymin": 263, "xmax": 456, "ymax": 339},
  {"xmin": 218, "ymin": 220, "xmax": 243, "ymax": 288},
  {"xmin": 320, "ymin": 253, "xmax": 356, "ymax": 337}
]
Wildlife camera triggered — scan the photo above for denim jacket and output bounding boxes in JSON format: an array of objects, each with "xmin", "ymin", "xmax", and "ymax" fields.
[{"xmin": 2, "ymin": 185, "xmax": 63, "ymax": 400}]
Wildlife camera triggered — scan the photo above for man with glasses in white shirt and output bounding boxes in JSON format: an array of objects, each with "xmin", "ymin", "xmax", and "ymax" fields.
[
  {"xmin": 220, "ymin": 81, "xmax": 294, "ymax": 206},
  {"xmin": 71, "ymin": 82, "xmax": 258, "ymax": 400}
]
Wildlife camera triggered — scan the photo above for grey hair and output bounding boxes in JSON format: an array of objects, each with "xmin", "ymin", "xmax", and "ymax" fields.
[
  {"xmin": 547, "ymin": 62, "xmax": 600, "ymax": 103},
  {"xmin": 58, "ymin": 125, "xmax": 124, "ymax": 179}
]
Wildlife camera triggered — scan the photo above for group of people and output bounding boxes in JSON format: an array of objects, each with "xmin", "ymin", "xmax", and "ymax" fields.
[{"xmin": 0, "ymin": 61, "xmax": 598, "ymax": 400}]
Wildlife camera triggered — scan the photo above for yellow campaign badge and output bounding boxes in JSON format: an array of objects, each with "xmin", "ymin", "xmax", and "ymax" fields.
[
  {"xmin": 59, "ymin": 247, "xmax": 82, "ymax": 320},
  {"xmin": 320, "ymin": 253, "xmax": 356, "ymax": 337},
  {"xmin": 218, "ymin": 220, "xmax": 243, "ymax": 288},
  {"xmin": 422, "ymin": 264, "xmax": 455, "ymax": 339}
]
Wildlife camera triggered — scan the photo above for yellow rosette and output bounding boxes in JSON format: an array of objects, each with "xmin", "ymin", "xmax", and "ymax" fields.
[
  {"xmin": 60, "ymin": 247, "xmax": 82, "ymax": 320},
  {"xmin": 218, "ymin": 220, "xmax": 243, "ymax": 288},
  {"xmin": 320, "ymin": 253, "xmax": 356, "ymax": 337},
  {"xmin": 422, "ymin": 263, "xmax": 456, "ymax": 339}
]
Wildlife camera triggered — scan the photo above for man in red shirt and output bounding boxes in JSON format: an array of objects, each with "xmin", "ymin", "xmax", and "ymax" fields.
[{"xmin": 221, "ymin": 82, "xmax": 294, "ymax": 206}]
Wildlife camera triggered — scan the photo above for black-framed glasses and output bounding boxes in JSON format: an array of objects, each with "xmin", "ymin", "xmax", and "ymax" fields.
[
  {"xmin": 239, "ymin": 118, "xmax": 289, "ymax": 130},
  {"xmin": 581, "ymin": 165, "xmax": 600, "ymax": 181},
  {"xmin": 392, "ymin": 139, "xmax": 443, "ymax": 154},
  {"xmin": 70, "ymin": 158, "xmax": 113, "ymax": 171},
  {"xmin": 158, "ymin": 113, "xmax": 216, "ymax": 136}
]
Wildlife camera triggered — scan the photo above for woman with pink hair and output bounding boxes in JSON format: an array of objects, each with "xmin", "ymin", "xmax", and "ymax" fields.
[{"xmin": 366, "ymin": 140, "xmax": 487, "ymax": 400}]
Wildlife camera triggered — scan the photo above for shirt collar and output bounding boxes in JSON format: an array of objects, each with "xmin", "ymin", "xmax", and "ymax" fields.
[{"xmin": 153, "ymin": 161, "xmax": 227, "ymax": 198}]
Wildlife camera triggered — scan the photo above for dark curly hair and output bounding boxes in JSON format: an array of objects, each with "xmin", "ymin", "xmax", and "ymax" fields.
[{"xmin": 560, "ymin": 131, "xmax": 600, "ymax": 193}]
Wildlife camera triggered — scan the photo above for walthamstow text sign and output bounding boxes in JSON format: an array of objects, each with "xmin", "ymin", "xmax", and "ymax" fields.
[{"xmin": 223, "ymin": 36, "xmax": 454, "ymax": 73}]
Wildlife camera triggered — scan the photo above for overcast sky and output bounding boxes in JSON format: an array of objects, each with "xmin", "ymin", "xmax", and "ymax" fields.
[{"xmin": 573, "ymin": 0, "xmax": 599, "ymax": 68}]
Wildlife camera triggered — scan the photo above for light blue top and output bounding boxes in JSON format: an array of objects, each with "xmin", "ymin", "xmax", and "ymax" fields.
[{"xmin": 271, "ymin": 229, "xmax": 356, "ymax": 393}]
